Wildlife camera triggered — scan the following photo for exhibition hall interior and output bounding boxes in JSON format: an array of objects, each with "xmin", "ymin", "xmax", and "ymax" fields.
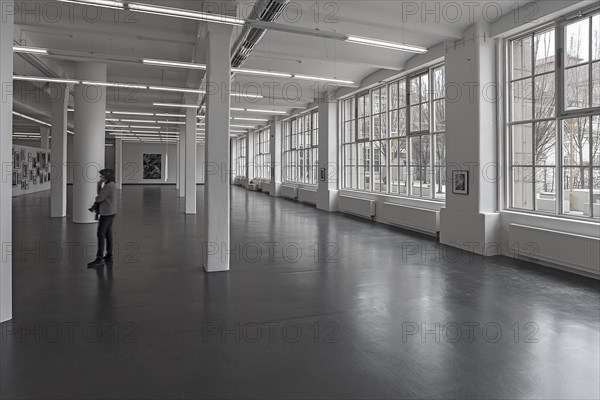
[{"xmin": 1, "ymin": 0, "xmax": 599, "ymax": 398}]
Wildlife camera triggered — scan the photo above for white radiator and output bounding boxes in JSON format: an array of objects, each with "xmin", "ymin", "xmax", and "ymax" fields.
[
  {"xmin": 381, "ymin": 202, "xmax": 439, "ymax": 235},
  {"xmin": 280, "ymin": 185, "xmax": 298, "ymax": 200},
  {"xmin": 339, "ymin": 195, "xmax": 376, "ymax": 219},
  {"xmin": 509, "ymin": 223, "xmax": 600, "ymax": 277},
  {"xmin": 298, "ymin": 188, "xmax": 317, "ymax": 205}
]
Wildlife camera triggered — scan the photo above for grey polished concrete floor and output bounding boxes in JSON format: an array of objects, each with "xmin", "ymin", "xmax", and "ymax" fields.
[{"xmin": 1, "ymin": 185, "xmax": 599, "ymax": 399}]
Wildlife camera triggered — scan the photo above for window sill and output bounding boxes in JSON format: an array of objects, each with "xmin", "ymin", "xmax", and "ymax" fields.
[{"xmin": 502, "ymin": 209, "xmax": 600, "ymax": 225}]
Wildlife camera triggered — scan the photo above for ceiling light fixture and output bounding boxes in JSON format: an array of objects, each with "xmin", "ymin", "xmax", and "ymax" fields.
[
  {"xmin": 148, "ymin": 85, "xmax": 204, "ymax": 94},
  {"xmin": 232, "ymin": 67, "xmax": 292, "ymax": 78},
  {"xmin": 13, "ymin": 46, "xmax": 49, "ymax": 55},
  {"xmin": 345, "ymin": 36, "xmax": 427, "ymax": 54},
  {"xmin": 293, "ymin": 74, "xmax": 355, "ymax": 85},
  {"xmin": 143, "ymin": 59, "xmax": 206, "ymax": 70},
  {"xmin": 13, "ymin": 75, "xmax": 79, "ymax": 84},
  {"xmin": 13, "ymin": 111, "xmax": 51, "ymax": 127},
  {"xmin": 232, "ymin": 117, "xmax": 269, "ymax": 122},
  {"xmin": 154, "ymin": 103, "xmax": 200, "ymax": 109},
  {"xmin": 126, "ymin": 2, "xmax": 245, "ymax": 25},
  {"xmin": 111, "ymin": 111, "xmax": 154, "ymax": 116}
]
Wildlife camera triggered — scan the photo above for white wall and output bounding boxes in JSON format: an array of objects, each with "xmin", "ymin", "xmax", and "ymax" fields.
[
  {"xmin": 12, "ymin": 144, "xmax": 51, "ymax": 197},
  {"xmin": 121, "ymin": 142, "xmax": 205, "ymax": 185}
]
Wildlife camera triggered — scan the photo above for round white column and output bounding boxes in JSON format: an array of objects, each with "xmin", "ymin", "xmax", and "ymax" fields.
[{"xmin": 73, "ymin": 62, "xmax": 107, "ymax": 224}]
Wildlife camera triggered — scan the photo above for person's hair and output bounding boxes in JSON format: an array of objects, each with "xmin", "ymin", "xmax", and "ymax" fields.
[{"xmin": 100, "ymin": 169, "xmax": 115, "ymax": 183}]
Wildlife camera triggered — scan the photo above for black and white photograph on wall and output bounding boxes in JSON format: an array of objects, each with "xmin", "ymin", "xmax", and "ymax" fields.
[
  {"xmin": 143, "ymin": 153, "xmax": 162, "ymax": 180},
  {"xmin": 452, "ymin": 170, "xmax": 469, "ymax": 195},
  {"xmin": 12, "ymin": 171, "xmax": 17, "ymax": 187}
]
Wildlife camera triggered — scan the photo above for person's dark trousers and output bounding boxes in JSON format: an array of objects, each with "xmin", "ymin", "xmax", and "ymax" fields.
[{"xmin": 96, "ymin": 215, "xmax": 115, "ymax": 259}]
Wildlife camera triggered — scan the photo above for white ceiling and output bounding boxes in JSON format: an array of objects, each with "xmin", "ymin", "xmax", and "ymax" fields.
[{"xmin": 12, "ymin": 0, "xmax": 534, "ymax": 134}]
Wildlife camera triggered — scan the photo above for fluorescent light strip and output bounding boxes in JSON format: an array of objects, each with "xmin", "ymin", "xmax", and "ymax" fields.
[
  {"xmin": 156, "ymin": 113, "xmax": 185, "ymax": 118},
  {"xmin": 14, "ymin": 75, "xmax": 79, "ymax": 84},
  {"xmin": 121, "ymin": 119, "xmax": 157, "ymax": 124},
  {"xmin": 143, "ymin": 59, "xmax": 206, "ymax": 70},
  {"xmin": 13, "ymin": 46, "xmax": 49, "ymax": 55},
  {"xmin": 57, "ymin": 1, "xmax": 125, "ymax": 10},
  {"xmin": 345, "ymin": 36, "xmax": 427, "ymax": 54},
  {"xmin": 13, "ymin": 111, "xmax": 51, "ymax": 127},
  {"xmin": 155, "ymin": 121, "xmax": 185, "ymax": 125},
  {"xmin": 231, "ymin": 124, "xmax": 255, "ymax": 128},
  {"xmin": 293, "ymin": 74, "xmax": 355, "ymax": 85},
  {"xmin": 111, "ymin": 111, "xmax": 154, "ymax": 116},
  {"xmin": 127, "ymin": 2, "xmax": 245, "ymax": 25},
  {"xmin": 231, "ymin": 107, "xmax": 287, "ymax": 115},
  {"xmin": 232, "ymin": 117, "xmax": 268, "ymax": 122},
  {"xmin": 154, "ymin": 103, "xmax": 200, "ymax": 109},
  {"xmin": 129, "ymin": 126, "xmax": 160, "ymax": 130},
  {"xmin": 148, "ymin": 85, "xmax": 204, "ymax": 94},
  {"xmin": 232, "ymin": 67, "xmax": 292, "ymax": 78},
  {"xmin": 105, "ymin": 125, "xmax": 129, "ymax": 128},
  {"xmin": 82, "ymin": 81, "xmax": 148, "ymax": 89}
]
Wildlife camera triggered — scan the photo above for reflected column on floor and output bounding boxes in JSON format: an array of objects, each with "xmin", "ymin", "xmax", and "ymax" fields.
[
  {"xmin": 204, "ymin": 22, "xmax": 234, "ymax": 272},
  {"xmin": 73, "ymin": 62, "xmax": 107, "ymax": 224},
  {"xmin": 179, "ymin": 125, "xmax": 186, "ymax": 198},
  {"xmin": 115, "ymin": 138, "xmax": 123, "ymax": 190}
]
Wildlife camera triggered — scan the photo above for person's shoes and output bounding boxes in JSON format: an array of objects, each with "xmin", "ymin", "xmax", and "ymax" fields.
[
  {"xmin": 103, "ymin": 255, "xmax": 113, "ymax": 262},
  {"xmin": 87, "ymin": 258, "xmax": 104, "ymax": 268}
]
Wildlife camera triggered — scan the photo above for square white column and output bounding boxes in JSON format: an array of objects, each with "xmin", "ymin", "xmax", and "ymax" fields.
[
  {"xmin": 269, "ymin": 118, "xmax": 282, "ymax": 197},
  {"xmin": 204, "ymin": 22, "xmax": 234, "ymax": 272},
  {"xmin": 40, "ymin": 126, "xmax": 50, "ymax": 149},
  {"xmin": 50, "ymin": 82, "xmax": 69, "ymax": 218},
  {"xmin": 185, "ymin": 107, "xmax": 197, "ymax": 214},
  {"xmin": 115, "ymin": 138, "xmax": 123, "ymax": 190},
  {"xmin": 0, "ymin": 0, "xmax": 14, "ymax": 323},
  {"xmin": 317, "ymin": 100, "xmax": 339, "ymax": 212},
  {"xmin": 179, "ymin": 126, "xmax": 186, "ymax": 198}
]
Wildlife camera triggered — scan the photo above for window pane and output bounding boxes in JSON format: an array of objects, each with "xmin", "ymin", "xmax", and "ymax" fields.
[
  {"xmin": 535, "ymin": 121, "xmax": 556, "ymax": 166},
  {"xmin": 563, "ymin": 167, "xmax": 590, "ymax": 216},
  {"xmin": 373, "ymin": 141, "xmax": 387, "ymax": 192},
  {"xmin": 593, "ymin": 14, "xmax": 600, "ymax": 61},
  {"xmin": 420, "ymin": 74, "xmax": 429, "ymax": 102},
  {"xmin": 512, "ymin": 123, "xmax": 533, "ymax": 166},
  {"xmin": 410, "ymin": 77, "xmax": 420, "ymax": 104},
  {"xmin": 565, "ymin": 65, "xmax": 590, "ymax": 110},
  {"xmin": 593, "ymin": 168, "xmax": 600, "ymax": 219},
  {"xmin": 399, "ymin": 138, "xmax": 408, "ymax": 196},
  {"xmin": 421, "ymin": 103, "xmax": 430, "ymax": 132},
  {"xmin": 512, "ymin": 78, "xmax": 533, "ymax": 121},
  {"xmin": 399, "ymin": 80, "xmax": 407, "ymax": 108},
  {"xmin": 373, "ymin": 115, "xmax": 381, "ymax": 139},
  {"xmin": 434, "ymin": 99, "xmax": 446, "ymax": 132},
  {"xmin": 512, "ymin": 167, "xmax": 534, "ymax": 210},
  {"xmin": 535, "ymin": 167, "xmax": 557, "ymax": 213},
  {"xmin": 399, "ymin": 109, "xmax": 407, "ymax": 136},
  {"xmin": 434, "ymin": 67, "xmax": 445, "ymax": 99},
  {"xmin": 534, "ymin": 30, "xmax": 555, "ymax": 73},
  {"xmin": 593, "ymin": 116, "xmax": 600, "ymax": 167},
  {"xmin": 563, "ymin": 117, "xmax": 590, "ymax": 166},
  {"xmin": 410, "ymin": 105, "xmax": 420, "ymax": 132},
  {"xmin": 390, "ymin": 82, "xmax": 398, "ymax": 109},
  {"xmin": 390, "ymin": 138, "xmax": 399, "ymax": 194},
  {"xmin": 593, "ymin": 62, "xmax": 600, "ymax": 108},
  {"xmin": 390, "ymin": 110, "xmax": 398, "ymax": 136},
  {"xmin": 534, "ymin": 72, "xmax": 555, "ymax": 119},
  {"xmin": 513, "ymin": 35, "xmax": 532, "ymax": 79},
  {"xmin": 565, "ymin": 18, "xmax": 590, "ymax": 66},
  {"xmin": 434, "ymin": 133, "xmax": 446, "ymax": 199}
]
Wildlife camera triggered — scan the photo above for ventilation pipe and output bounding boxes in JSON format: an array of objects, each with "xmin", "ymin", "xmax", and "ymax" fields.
[{"xmin": 230, "ymin": 0, "xmax": 289, "ymax": 68}]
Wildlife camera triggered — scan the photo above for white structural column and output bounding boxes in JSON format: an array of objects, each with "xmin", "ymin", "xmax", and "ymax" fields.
[
  {"xmin": 40, "ymin": 126, "xmax": 50, "ymax": 148},
  {"xmin": 316, "ymin": 100, "xmax": 339, "ymax": 211},
  {"xmin": 175, "ymin": 141, "xmax": 180, "ymax": 191},
  {"xmin": 115, "ymin": 138, "xmax": 123, "ymax": 190},
  {"xmin": 269, "ymin": 117, "xmax": 282, "ymax": 196},
  {"xmin": 439, "ymin": 22, "xmax": 500, "ymax": 255},
  {"xmin": 184, "ymin": 107, "xmax": 196, "ymax": 213},
  {"xmin": 72, "ymin": 62, "xmax": 107, "ymax": 224},
  {"xmin": 0, "ymin": 0, "xmax": 14, "ymax": 322},
  {"xmin": 50, "ymin": 82, "xmax": 69, "ymax": 218},
  {"xmin": 179, "ymin": 126, "xmax": 186, "ymax": 198},
  {"xmin": 204, "ymin": 22, "xmax": 234, "ymax": 272}
]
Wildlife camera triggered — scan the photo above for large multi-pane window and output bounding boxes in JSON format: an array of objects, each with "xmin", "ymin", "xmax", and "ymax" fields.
[
  {"xmin": 233, "ymin": 137, "xmax": 247, "ymax": 178},
  {"xmin": 251, "ymin": 127, "xmax": 271, "ymax": 180},
  {"xmin": 508, "ymin": 11, "xmax": 600, "ymax": 219},
  {"xmin": 341, "ymin": 65, "xmax": 446, "ymax": 199},
  {"xmin": 282, "ymin": 110, "xmax": 318, "ymax": 184}
]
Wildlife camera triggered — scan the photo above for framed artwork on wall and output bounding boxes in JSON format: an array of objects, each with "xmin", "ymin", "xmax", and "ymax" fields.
[
  {"xmin": 143, "ymin": 153, "xmax": 162, "ymax": 180},
  {"xmin": 452, "ymin": 170, "xmax": 469, "ymax": 195}
]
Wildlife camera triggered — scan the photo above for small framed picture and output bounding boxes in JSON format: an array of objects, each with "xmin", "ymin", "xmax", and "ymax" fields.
[{"xmin": 452, "ymin": 170, "xmax": 469, "ymax": 195}]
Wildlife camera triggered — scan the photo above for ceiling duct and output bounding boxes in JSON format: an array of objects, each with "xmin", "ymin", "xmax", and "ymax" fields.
[{"xmin": 230, "ymin": 0, "xmax": 289, "ymax": 68}]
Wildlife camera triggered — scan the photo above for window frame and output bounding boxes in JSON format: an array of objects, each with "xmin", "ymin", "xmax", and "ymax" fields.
[
  {"xmin": 505, "ymin": 10, "xmax": 600, "ymax": 221},
  {"xmin": 282, "ymin": 108, "xmax": 319, "ymax": 185}
]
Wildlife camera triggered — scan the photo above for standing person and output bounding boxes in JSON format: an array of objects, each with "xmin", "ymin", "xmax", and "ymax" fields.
[{"xmin": 88, "ymin": 169, "xmax": 117, "ymax": 267}]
